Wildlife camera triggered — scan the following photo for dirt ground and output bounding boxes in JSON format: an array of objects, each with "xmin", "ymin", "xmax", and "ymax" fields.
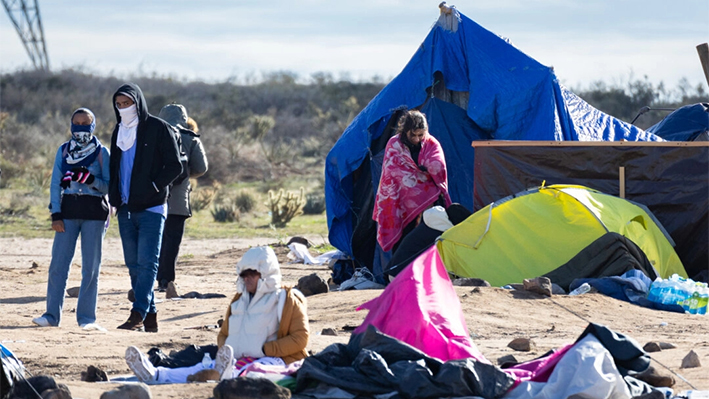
[{"xmin": 1, "ymin": 237, "xmax": 707, "ymax": 399}]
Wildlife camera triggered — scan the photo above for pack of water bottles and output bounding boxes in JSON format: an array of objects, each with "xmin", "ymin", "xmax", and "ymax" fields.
[{"xmin": 647, "ymin": 274, "xmax": 709, "ymax": 315}]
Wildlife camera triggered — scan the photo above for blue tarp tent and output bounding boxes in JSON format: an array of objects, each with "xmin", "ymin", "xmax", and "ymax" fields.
[
  {"xmin": 646, "ymin": 103, "xmax": 709, "ymax": 141},
  {"xmin": 325, "ymin": 7, "xmax": 665, "ymax": 274}
]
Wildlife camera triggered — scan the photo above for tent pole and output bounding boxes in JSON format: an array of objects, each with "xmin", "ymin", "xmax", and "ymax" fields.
[
  {"xmin": 697, "ymin": 43, "xmax": 709, "ymax": 89},
  {"xmin": 619, "ymin": 166, "xmax": 625, "ymax": 199}
]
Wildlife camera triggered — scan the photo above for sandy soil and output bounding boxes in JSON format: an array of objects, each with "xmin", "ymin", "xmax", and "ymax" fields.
[{"xmin": 1, "ymin": 237, "xmax": 707, "ymax": 398}]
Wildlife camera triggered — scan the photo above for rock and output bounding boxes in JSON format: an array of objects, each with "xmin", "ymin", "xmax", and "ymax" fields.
[
  {"xmin": 507, "ymin": 338, "xmax": 535, "ymax": 352},
  {"xmin": 81, "ymin": 365, "xmax": 108, "ymax": 382},
  {"xmin": 497, "ymin": 354, "xmax": 518, "ymax": 367},
  {"xmin": 452, "ymin": 278, "xmax": 491, "ymax": 287},
  {"xmin": 287, "ymin": 236, "xmax": 311, "ymax": 248},
  {"xmin": 295, "ymin": 273, "xmax": 328, "ymax": 296},
  {"xmin": 10, "ymin": 375, "xmax": 62, "ymax": 398},
  {"xmin": 66, "ymin": 287, "xmax": 80, "ymax": 298},
  {"xmin": 213, "ymin": 377, "xmax": 291, "ymax": 399},
  {"xmin": 321, "ymin": 328, "xmax": 338, "ymax": 336},
  {"xmin": 42, "ymin": 386, "xmax": 73, "ymax": 399},
  {"xmin": 680, "ymin": 350, "xmax": 702, "ymax": 369},
  {"xmin": 100, "ymin": 383, "xmax": 152, "ymax": 399},
  {"xmin": 187, "ymin": 368, "xmax": 220, "ymax": 382},
  {"xmin": 659, "ymin": 342, "xmax": 677, "ymax": 350},
  {"xmin": 643, "ymin": 342, "xmax": 662, "ymax": 353},
  {"xmin": 523, "ymin": 277, "xmax": 552, "ymax": 297},
  {"xmin": 635, "ymin": 365, "xmax": 675, "ymax": 388}
]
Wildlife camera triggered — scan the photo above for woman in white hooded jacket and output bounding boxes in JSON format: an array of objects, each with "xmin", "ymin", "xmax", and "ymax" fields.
[{"xmin": 124, "ymin": 246, "xmax": 309, "ymax": 383}]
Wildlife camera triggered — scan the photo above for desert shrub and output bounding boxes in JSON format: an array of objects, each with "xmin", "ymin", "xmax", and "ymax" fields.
[
  {"xmin": 190, "ymin": 183, "xmax": 220, "ymax": 213},
  {"xmin": 0, "ymin": 193, "xmax": 31, "ymax": 217},
  {"xmin": 234, "ymin": 190, "xmax": 257, "ymax": 213},
  {"xmin": 26, "ymin": 167, "xmax": 52, "ymax": 194},
  {"xmin": 0, "ymin": 158, "xmax": 22, "ymax": 188},
  {"xmin": 211, "ymin": 203, "xmax": 240, "ymax": 223},
  {"xmin": 302, "ymin": 193, "xmax": 326, "ymax": 215},
  {"xmin": 257, "ymin": 178, "xmax": 287, "ymax": 194},
  {"xmin": 267, "ymin": 187, "xmax": 305, "ymax": 228}
]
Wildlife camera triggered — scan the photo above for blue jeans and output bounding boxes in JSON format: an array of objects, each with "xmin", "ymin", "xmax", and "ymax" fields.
[
  {"xmin": 43, "ymin": 219, "xmax": 106, "ymax": 326},
  {"xmin": 117, "ymin": 207, "xmax": 165, "ymax": 318}
]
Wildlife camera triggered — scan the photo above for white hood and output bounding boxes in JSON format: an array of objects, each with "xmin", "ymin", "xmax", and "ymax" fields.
[
  {"xmin": 235, "ymin": 246, "xmax": 282, "ymax": 294},
  {"xmin": 422, "ymin": 206, "xmax": 454, "ymax": 232}
]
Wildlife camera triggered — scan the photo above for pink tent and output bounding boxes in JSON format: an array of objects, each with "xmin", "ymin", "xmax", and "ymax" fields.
[{"xmin": 355, "ymin": 246, "xmax": 488, "ymax": 363}]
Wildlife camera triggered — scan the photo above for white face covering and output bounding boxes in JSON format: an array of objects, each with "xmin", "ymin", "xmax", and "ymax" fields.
[{"xmin": 116, "ymin": 104, "xmax": 139, "ymax": 151}]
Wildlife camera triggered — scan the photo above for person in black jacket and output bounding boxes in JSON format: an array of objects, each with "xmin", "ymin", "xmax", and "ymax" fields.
[{"xmin": 109, "ymin": 83, "xmax": 182, "ymax": 332}]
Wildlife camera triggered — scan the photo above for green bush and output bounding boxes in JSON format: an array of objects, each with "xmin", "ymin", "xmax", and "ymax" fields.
[
  {"xmin": 303, "ymin": 193, "xmax": 326, "ymax": 215},
  {"xmin": 267, "ymin": 187, "xmax": 304, "ymax": 228},
  {"xmin": 191, "ymin": 183, "xmax": 220, "ymax": 213},
  {"xmin": 211, "ymin": 203, "xmax": 240, "ymax": 223},
  {"xmin": 234, "ymin": 190, "xmax": 257, "ymax": 213}
]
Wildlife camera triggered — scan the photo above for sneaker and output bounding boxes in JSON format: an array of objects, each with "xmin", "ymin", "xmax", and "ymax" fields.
[
  {"xmin": 338, "ymin": 268, "xmax": 385, "ymax": 291},
  {"xmin": 32, "ymin": 316, "xmax": 53, "ymax": 327},
  {"xmin": 80, "ymin": 323, "xmax": 107, "ymax": 332},
  {"xmin": 214, "ymin": 344, "xmax": 234, "ymax": 380},
  {"xmin": 125, "ymin": 346, "xmax": 156, "ymax": 382}
]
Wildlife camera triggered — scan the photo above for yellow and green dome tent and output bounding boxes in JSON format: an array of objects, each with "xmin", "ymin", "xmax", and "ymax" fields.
[{"xmin": 437, "ymin": 185, "xmax": 687, "ymax": 286}]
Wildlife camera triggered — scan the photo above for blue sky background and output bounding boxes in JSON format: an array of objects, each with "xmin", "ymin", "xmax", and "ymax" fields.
[{"xmin": 1, "ymin": 0, "xmax": 707, "ymax": 89}]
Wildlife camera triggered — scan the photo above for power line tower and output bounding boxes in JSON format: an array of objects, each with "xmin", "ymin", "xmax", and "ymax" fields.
[{"xmin": 2, "ymin": 0, "xmax": 49, "ymax": 70}]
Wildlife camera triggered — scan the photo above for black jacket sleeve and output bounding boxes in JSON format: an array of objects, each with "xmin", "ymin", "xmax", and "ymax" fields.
[{"xmin": 153, "ymin": 122, "xmax": 183, "ymax": 190}]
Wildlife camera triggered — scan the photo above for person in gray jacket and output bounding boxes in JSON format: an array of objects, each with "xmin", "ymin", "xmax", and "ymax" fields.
[{"xmin": 156, "ymin": 104, "xmax": 208, "ymax": 292}]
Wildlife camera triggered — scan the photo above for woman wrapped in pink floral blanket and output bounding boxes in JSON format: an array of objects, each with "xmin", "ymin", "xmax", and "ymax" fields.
[{"xmin": 373, "ymin": 110, "xmax": 451, "ymax": 253}]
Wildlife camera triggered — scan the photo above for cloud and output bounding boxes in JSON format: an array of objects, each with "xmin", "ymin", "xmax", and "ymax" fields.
[{"xmin": 2, "ymin": 0, "xmax": 707, "ymax": 87}]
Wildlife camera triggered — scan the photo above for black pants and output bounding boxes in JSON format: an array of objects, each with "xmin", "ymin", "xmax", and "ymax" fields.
[{"xmin": 157, "ymin": 214, "xmax": 188, "ymax": 286}]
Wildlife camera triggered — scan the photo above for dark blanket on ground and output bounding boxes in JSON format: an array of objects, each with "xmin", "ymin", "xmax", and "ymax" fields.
[
  {"xmin": 294, "ymin": 325, "xmax": 514, "ymax": 399},
  {"xmin": 569, "ymin": 275, "xmax": 685, "ymax": 314},
  {"xmin": 543, "ymin": 232, "xmax": 658, "ymax": 292},
  {"xmin": 148, "ymin": 344, "xmax": 218, "ymax": 368},
  {"xmin": 179, "ymin": 292, "xmax": 227, "ymax": 299}
]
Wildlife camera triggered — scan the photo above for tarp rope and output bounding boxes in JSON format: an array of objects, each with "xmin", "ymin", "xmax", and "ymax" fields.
[
  {"xmin": 1, "ymin": 348, "xmax": 41, "ymax": 398},
  {"xmin": 546, "ymin": 297, "xmax": 696, "ymax": 390}
]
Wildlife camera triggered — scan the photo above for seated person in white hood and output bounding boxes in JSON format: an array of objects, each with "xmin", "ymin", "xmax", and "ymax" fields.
[{"xmin": 124, "ymin": 246, "xmax": 310, "ymax": 383}]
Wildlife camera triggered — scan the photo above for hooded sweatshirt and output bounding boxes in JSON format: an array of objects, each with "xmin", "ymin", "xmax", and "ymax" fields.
[
  {"xmin": 108, "ymin": 83, "xmax": 183, "ymax": 211},
  {"xmin": 157, "ymin": 104, "xmax": 208, "ymax": 217},
  {"xmin": 225, "ymin": 246, "xmax": 283, "ymax": 358}
]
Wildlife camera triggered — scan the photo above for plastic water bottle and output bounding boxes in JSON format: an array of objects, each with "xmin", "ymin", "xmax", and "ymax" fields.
[
  {"xmin": 647, "ymin": 278, "xmax": 664, "ymax": 303},
  {"xmin": 696, "ymin": 285, "xmax": 708, "ymax": 315},
  {"xmin": 569, "ymin": 283, "xmax": 591, "ymax": 296},
  {"xmin": 201, "ymin": 353, "xmax": 212, "ymax": 368}
]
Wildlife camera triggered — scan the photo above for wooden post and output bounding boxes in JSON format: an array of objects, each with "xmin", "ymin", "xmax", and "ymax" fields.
[
  {"xmin": 698, "ymin": 43, "xmax": 709, "ymax": 88},
  {"xmin": 619, "ymin": 166, "xmax": 625, "ymax": 199}
]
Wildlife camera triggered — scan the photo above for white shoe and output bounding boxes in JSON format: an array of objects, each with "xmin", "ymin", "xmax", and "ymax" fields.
[
  {"xmin": 80, "ymin": 323, "xmax": 107, "ymax": 332},
  {"xmin": 32, "ymin": 316, "xmax": 53, "ymax": 327},
  {"xmin": 214, "ymin": 344, "xmax": 234, "ymax": 380},
  {"xmin": 338, "ymin": 268, "xmax": 385, "ymax": 291},
  {"xmin": 125, "ymin": 346, "xmax": 156, "ymax": 382}
]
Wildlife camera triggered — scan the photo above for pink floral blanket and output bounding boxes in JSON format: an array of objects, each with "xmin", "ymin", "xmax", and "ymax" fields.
[{"xmin": 373, "ymin": 134, "xmax": 451, "ymax": 252}]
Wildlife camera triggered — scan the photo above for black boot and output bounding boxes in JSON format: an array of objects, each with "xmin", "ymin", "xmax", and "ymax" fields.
[
  {"xmin": 117, "ymin": 310, "xmax": 144, "ymax": 331},
  {"xmin": 144, "ymin": 312, "xmax": 158, "ymax": 333}
]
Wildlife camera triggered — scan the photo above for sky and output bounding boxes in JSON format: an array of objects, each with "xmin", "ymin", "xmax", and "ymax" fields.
[{"xmin": 1, "ymin": 0, "xmax": 708, "ymax": 89}]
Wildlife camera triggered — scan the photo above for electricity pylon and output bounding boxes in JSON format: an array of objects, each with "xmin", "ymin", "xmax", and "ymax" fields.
[{"xmin": 2, "ymin": 0, "xmax": 49, "ymax": 70}]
